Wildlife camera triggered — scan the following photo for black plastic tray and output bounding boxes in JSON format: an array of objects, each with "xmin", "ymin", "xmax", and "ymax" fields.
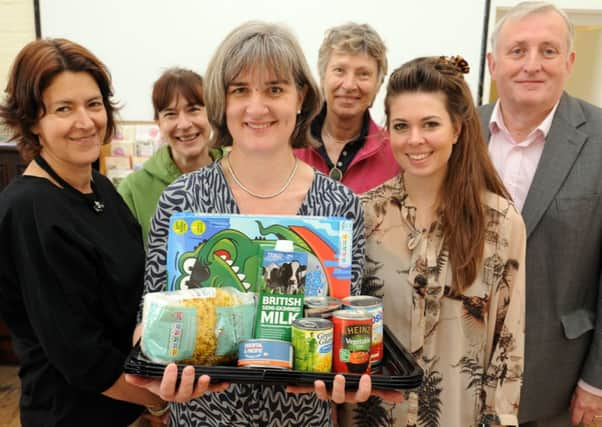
[{"xmin": 124, "ymin": 325, "xmax": 423, "ymax": 391}]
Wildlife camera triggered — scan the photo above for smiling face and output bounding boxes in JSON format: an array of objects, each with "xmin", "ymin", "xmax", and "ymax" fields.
[
  {"xmin": 33, "ymin": 71, "xmax": 107, "ymax": 169},
  {"xmin": 388, "ymin": 91, "xmax": 459, "ymax": 185},
  {"xmin": 225, "ymin": 67, "xmax": 305, "ymax": 154},
  {"xmin": 322, "ymin": 51, "xmax": 380, "ymax": 120},
  {"xmin": 157, "ymin": 93, "xmax": 210, "ymax": 166},
  {"xmin": 488, "ymin": 9, "xmax": 575, "ymax": 114}
]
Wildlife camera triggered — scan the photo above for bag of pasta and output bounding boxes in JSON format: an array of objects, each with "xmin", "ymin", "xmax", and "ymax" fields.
[{"xmin": 141, "ymin": 287, "xmax": 256, "ymax": 365}]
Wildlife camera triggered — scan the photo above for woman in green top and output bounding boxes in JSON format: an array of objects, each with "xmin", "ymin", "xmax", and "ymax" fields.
[{"xmin": 118, "ymin": 68, "xmax": 221, "ymax": 245}]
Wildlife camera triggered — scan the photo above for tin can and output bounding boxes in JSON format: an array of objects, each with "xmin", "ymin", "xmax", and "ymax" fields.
[
  {"xmin": 343, "ymin": 296, "xmax": 384, "ymax": 367},
  {"xmin": 332, "ymin": 310, "xmax": 372, "ymax": 374},
  {"xmin": 304, "ymin": 296, "xmax": 342, "ymax": 318},
  {"xmin": 291, "ymin": 318, "xmax": 333, "ymax": 372},
  {"xmin": 237, "ymin": 339, "xmax": 293, "ymax": 369}
]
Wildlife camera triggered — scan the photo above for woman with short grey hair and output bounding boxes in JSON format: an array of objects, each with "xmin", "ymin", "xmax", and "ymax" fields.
[{"xmin": 295, "ymin": 22, "xmax": 400, "ymax": 193}]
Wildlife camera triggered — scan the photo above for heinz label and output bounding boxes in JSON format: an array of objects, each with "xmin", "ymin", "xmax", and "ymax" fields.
[
  {"xmin": 343, "ymin": 296, "xmax": 384, "ymax": 367},
  {"xmin": 332, "ymin": 311, "xmax": 372, "ymax": 374}
]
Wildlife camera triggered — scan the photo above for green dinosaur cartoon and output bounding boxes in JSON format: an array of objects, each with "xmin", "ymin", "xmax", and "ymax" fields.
[{"xmin": 174, "ymin": 223, "xmax": 312, "ymax": 292}]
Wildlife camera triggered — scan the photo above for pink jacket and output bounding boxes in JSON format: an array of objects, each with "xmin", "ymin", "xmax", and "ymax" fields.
[{"xmin": 295, "ymin": 118, "xmax": 400, "ymax": 194}]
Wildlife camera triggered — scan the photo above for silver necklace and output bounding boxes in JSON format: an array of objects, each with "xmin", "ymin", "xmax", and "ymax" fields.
[
  {"xmin": 225, "ymin": 155, "xmax": 299, "ymax": 199},
  {"xmin": 321, "ymin": 127, "xmax": 361, "ymax": 145}
]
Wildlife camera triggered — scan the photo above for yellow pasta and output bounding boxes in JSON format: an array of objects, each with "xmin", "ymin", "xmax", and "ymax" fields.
[{"xmin": 180, "ymin": 289, "xmax": 237, "ymax": 365}]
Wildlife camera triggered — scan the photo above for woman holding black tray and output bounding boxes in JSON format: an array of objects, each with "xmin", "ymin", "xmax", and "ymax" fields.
[
  {"xmin": 0, "ymin": 39, "xmax": 167, "ymax": 426},
  {"xmin": 126, "ymin": 21, "xmax": 403, "ymax": 426}
]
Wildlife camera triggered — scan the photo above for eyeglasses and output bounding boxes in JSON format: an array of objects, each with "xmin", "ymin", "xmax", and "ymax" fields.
[{"xmin": 329, "ymin": 167, "xmax": 343, "ymax": 181}]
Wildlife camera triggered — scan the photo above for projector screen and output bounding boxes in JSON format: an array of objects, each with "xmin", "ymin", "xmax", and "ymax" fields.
[{"xmin": 40, "ymin": 0, "xmax": 488, "ymax": 122}]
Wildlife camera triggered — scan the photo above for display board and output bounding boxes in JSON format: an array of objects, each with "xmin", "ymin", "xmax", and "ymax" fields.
[{"xmin": 39, "ymin": 0, "xmax": 488, "ymax": 122}]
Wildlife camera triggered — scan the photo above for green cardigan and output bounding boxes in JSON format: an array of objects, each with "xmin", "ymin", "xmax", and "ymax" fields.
[{"xmin": 117, "ymin": 144, "xmax": 222, "ymax": 246}]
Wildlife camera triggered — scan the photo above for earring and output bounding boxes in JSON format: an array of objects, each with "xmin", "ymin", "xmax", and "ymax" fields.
[{"xmin": 297, "ymin": 109, "xmax": 301, "ymax": 115}]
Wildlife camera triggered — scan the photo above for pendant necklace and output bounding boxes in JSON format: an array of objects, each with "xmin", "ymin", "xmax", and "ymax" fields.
[
  {"xmin": 225, "ymin": 155, "xmax": 299, "ymax": 199},
  {"xmin": 34, "ymin": 154, "xmax": 105, "ymax": 214},
  {"xmin": 321, "ymin": 127, "xmax": 360, "ymax": 182}
]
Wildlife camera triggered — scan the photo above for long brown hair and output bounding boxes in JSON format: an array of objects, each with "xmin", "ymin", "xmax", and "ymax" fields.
[
  {"xmin": 0, "ymin": 38, "xmax": 118, "ymax": 161},
  {"xmin": 385, "ymin": 56, "xmax": 510, "ymax": 292}
]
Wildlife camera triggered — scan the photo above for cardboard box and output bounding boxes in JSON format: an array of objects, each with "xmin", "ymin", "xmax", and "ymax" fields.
[
  {"xmin": 254, "ymin": 249, "xmax": 306, "ymax": 341},
  {"xmin": 166, "ymin": 213, "xmax": 353, "ymax": 298}
]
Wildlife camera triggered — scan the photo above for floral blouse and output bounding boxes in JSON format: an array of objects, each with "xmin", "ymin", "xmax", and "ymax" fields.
[{"xmin": 341, "ymin": 175, "xmax": 526, "ymax": 427}]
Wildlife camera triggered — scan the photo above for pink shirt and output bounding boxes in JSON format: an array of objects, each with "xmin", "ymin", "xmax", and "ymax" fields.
[
  {"xmin": 487, "ymin": 101, "xmax": 558, "ymax": 211},
  {"xmin": 489, "ymin": 102, "xmax": 602, "ymax": 397}
]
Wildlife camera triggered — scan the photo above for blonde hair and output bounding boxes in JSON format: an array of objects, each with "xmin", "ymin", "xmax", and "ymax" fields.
[
  {"xmin": 204, "ymin": 21, "xmax": 321, "ymax": 148},
  {"xmin": 317, "ymin": 22, "xmax": 388, "ymax": 86},
  {"xmin": 490, "ymin": 1, "xmax": 575, "ymax": 56}
]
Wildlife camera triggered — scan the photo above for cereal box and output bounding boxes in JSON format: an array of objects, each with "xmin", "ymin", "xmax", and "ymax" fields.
[{"xmin": 166, "ymin": 213, "xmax": 353, "ymax": 298}]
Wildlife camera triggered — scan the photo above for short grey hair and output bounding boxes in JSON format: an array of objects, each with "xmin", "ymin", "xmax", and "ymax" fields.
[
  {"xmin": 317, "ymin": 22, "xmax": 388, "ymax": 86},
  {"xmin": 204, "ymin": 21, "xmax": 321, "ymax": 149},
  {"xmin": 490, "ymin": 1, "xmax": 575, "ymax": 56}
]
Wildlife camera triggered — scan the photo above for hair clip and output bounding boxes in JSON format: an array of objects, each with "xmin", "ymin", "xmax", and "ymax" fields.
[{"xmin": 437, "ymin": 55, "xmax": 470, "ymax": 75}]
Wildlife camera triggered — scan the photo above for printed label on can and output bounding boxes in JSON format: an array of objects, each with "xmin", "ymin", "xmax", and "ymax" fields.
[
  {"xmin": 343, "ymin": 296, "xmax": 383, "ymax": 367},
  {"xmin": 332, "ymin": 311, "xmax": 372, "ymax": 374},
  {"xmin": 238, "ymin": 339, "xmax": 293, "ymax": 369},
  {"xmin": 291, "ymin": 318, "xmax": 333, "ymax": 372}
]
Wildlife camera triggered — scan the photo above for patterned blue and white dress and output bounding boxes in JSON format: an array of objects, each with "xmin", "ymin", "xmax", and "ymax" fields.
[{"xmin": 142, "ymin": 161, "xmax": 365, "ymax": 427}]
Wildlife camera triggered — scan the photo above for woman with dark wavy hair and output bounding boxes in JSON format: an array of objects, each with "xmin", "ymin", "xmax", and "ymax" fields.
[
  {"xmin": 0, "ymin": 38, "xmax": 167, "ymax": 426},
  {"xmin": 344, "ymin": 56, "xmax": 526, "ymax": 427}
]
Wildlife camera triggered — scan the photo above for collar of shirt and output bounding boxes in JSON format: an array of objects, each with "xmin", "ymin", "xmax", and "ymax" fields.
[
  {"xmin": 311, "ymin": 104, "xmax": 370, "ymax": 172},
  {"xmin": 487, "ymin": 99, "xmax": 559, "ymax": 212},
  {"xmin": 489, "ymin": 99, "xmax": 560, "ymax": 146}
]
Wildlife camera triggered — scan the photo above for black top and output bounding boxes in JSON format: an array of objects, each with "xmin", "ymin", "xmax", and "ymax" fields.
[
  {"xmin": 0, "ymin": 171, "xmax": 145, "ymax": 427},
  {"xmin": 310, "ymin": 104, "xmax": 370, "ymax": 175}
]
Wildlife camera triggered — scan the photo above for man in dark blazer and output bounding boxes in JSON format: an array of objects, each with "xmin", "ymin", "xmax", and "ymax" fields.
[{"xmin": 479, "ymin": 2, "xmax": 602, "ymax": 426}]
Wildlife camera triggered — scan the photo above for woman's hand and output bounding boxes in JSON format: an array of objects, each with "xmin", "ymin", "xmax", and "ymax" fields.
[
  {"xmin": 287, "ymin": 374, "xmax": 405, "ymax": 404},
  {"xmin": 125, "ymin": 363, "xmax": 229, "ymax": 403}
]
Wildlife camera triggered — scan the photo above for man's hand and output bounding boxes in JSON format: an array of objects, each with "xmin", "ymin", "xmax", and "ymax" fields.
[{"xmin": 570, "ymin": 385, "xmax": 602, "ymax": 426}]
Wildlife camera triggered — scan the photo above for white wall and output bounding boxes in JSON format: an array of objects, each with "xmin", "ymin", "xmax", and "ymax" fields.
[
  {"xmin": 0, "ymin": 0, "xmax": 35, "ymax": 107},
  {"xmin": 39, "ymin": 0, "xmax": 488, "ymax": 123},
  {"xmin": 567, "ymin": 27, "xmax": 602, "ymax": 106}
]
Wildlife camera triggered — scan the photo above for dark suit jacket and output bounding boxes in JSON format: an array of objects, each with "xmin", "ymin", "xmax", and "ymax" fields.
[{"xmin": 479, "ymin": 93, "xmax": 602, "ymax": 422}]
